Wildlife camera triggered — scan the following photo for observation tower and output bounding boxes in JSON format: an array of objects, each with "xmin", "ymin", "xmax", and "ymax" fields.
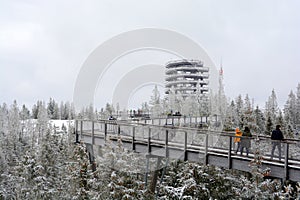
[{"xmin": 165, "ymin": 60, "xmax": 209, "ymax": 97}]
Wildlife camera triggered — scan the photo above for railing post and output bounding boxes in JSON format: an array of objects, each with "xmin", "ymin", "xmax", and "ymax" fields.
[
  {"xmin": 228, "ymin": 136, "xmax": 232, "ymax": 169},
  {"xmin": 184, "ymin": 131, "xmax": 188, "ymax": 161},
  {"xmin": 92, "ymin": 121, "xmax": 95, "ymax": 145},
  {"xmin": 104, "ymin": 122, "xmax": 107, "ymax": 142},
  {"xmin": 284, "ymin": 142, "xmax": 289, "ymax": 181},
  {"xmin": 165, "ymin": 129, "xmax": 169, "ymax": 157},
  {"xmin": 118, "ymin": 124, "xmax": 121, "ymax": 135},
  {"xmin": 204, "ymin": 134, "xmax": 209, "ymax": 165},
  {"xmin": 132, "ymin": 126, "xmax": 136, "ymax": 151}
]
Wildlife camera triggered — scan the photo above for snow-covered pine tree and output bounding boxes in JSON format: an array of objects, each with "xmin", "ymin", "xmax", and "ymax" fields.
[
  {"xmin": 181, "ymin": 95, "xmax": 193, "ymax": 117},
  {"xmin": 235, "ymin": 94, "xmax": 245, "ymax": 128},
  {"xmin": 32, "ymin": 100, "xmax": 43, "ymax": 119},
  {"xmin": 264, "ymin": 89, "xmax": 279, "ymax": 131},
  {"xmin": 253, "ymin": 106, "xmax": 265, "ymax": 134},
  {"xmin": 295, "ymin": 83, "xmax": 300, "ymax": 127},
  {"xmin": 105, "ymin": 103, "xmax": 113, "ymax": 118},
  {"xmin": 275, "ymin": 109, "xmax": 293, "ymax": 138},
  {"xmin": 47, "ymin": 98, "xmax": 59, "ymax": 119},
  {"xmin": 87, "ymin": 137, "xmax": 147, "ymax": 199},
  {"xmin": 37, "ymin": 101, "xmax": 49, "ymax": 143},
  {"xmin": 66, "ymin": 142, "xmax": 94, "ymax": 199},
  {"xmin": 141, "ymin": 102, "xmax": 150, "ymax": 116},
  {"xmin": 196, "ymin": 81, "xmax": 209, "ymax": 118},
  {"xmin": 149, "ymin": 85, "xmax": 162, "ymax": 118},
  {"xmin": 243, "ymin": 94, "xmax": 257, "ymax": 131},
  {"xmin": 223, "ymin": 100, "xmax": 236, "ymax": 131},
  {"xmin": 284, "ymin": 90, "xmax": 297, "ymax": 135},
  {"xmin": 216, "ymin": 67, "xmax": 227, "ymax": 129},
  {"xmin": 0, "ymin": 103, "xmax": 9, "ymax": 133},
  {"xmin": 167, "ymin": 86, "xmax": 176, "ymax": 114},
  {"xmin": 87, "ymin": 103, "xmax": 95, "ymax": 120},
  {"xmin": 20, "ymin": 104, "xmax": 30, "ymax": 121},
  {"xmin": 0, "ymin": 101, "xmax": 23, "ymax": 199}
]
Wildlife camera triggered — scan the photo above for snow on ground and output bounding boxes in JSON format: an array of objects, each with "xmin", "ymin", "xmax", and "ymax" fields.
[{"xmin": 49, "ymin": 120, "xmax": 74, "ymax": 133}]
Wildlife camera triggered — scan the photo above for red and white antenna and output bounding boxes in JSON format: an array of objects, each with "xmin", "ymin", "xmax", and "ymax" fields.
[{"xmin": 219, "ymin": 58, "xmax": 224, "ymax": 76}]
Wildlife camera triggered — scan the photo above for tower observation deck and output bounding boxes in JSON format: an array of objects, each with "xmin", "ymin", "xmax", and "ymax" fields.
[{"xmin": 165, "ymin": 60, "xmax": 209, "ymax": 97}]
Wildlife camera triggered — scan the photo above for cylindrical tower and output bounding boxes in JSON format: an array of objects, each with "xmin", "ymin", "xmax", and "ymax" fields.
[{"xmin": 165, "ymin": 59, "xmax": 209, "ymax": 97}]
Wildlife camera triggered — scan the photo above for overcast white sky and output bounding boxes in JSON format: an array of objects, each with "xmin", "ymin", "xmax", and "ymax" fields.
[{"xmin": 0, "ymin": 0, "xmax": 299, "ymax": 109}]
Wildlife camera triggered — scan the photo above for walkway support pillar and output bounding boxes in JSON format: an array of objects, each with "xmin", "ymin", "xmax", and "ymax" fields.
[
  {"xmin": 132, "ymin": 126, "xmax": 136, "ymax": 151},
  {"xmin": 204, "ymin": 134, "xmax": 209, "ymax": 165},
  {"xmin": 165, "ymin": 130, "xmax": 169, "ymax": 157},
  {"xmin": 92, "ymin": 121, "xmax": 95, "ymax": 145},
  {"xmin": 75, "ymin": 120, "xmax": 79, "ymax": 143},
  {"xmin": 80, "ymin": 120, "xmax": 83, "ymax": 142},
  {"xmin": 150, "ymin": 157, "xmax": 162, "ymax": 193},
  {"xmin": 148, "ymin": 128, "xmax": 151, "ymax": 153},
  {"xmin": 104, "ymin": 123, "xmax": 107, "ymax": 142},
  {"xmin": 184, "ymin": 131, "xmax": 188, "ymax": 161}
]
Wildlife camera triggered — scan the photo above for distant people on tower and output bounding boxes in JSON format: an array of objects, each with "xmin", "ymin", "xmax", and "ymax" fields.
[
  {"xmin": 234, "ymin": 128, "xmax": 242, "ymax": 154},
  {"xmin": 240, "ymin": 126, "xmax": 252, "ymax": 156},
  {"xmin": 271, "ymin": 125, "xmax": 284, "ymax": 160}
]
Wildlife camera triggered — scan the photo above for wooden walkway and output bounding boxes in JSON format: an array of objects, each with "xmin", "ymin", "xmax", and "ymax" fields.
[{"xmin": 75, "ymin": 119, "xmax": 300, "ymax": 182}]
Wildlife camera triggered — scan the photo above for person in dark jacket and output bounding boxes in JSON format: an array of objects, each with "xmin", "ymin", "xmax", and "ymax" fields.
[
  {"xmin": 240, "ymin": 126, "xmax": 252, "ymax": 156},
  {"xmin": 271, "ymin": 125, "xmax": 284, "ymax": 160}
]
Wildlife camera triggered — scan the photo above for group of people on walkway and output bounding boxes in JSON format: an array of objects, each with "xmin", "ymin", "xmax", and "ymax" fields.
[
  {"xmin": 234, "ymin": 127, "xmax": 252, "ymax": 156},
  {"xmin": 234, "ymin": 125, "xmax": 284, "ymax": 160}
]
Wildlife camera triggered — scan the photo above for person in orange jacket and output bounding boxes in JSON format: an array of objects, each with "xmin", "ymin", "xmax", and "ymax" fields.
[{"xmin": 234, "ymin": 128, "xmax": 242, "ymax": 153}]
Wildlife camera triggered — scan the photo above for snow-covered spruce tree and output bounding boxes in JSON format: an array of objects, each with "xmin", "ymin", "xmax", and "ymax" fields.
[
  {"xmin": 253, "ymin": 106, "xmax": 265, "ymax": 135},
  {"xmin": 242, "ymin": 94, "xmax": 260, "ymax": 132},
  {"xmin": 284, "ymin": 90, "xmax": 297, "ymax": 136},
  {"xmin": 0, "ymin": 100, "xmax": 31, "ymax": 199},
  {"xmin": 181, "ymin": 96, "xmax": 193, "ymax": 117},
  {"xmin": 36, "ymin": 101, "xmax": 49, "ymax": 143},
  {"xmin": 66, "ymin": 141, "xmax": 94, "ymax": 199},
  {"xmin": 175, "ymin": 92, "xmax": 184, "ymax": 116},
  {"xmin": 223, "ymin": 100, "xmax": 237, "ymax": 131},
  {"xmin": 265, "ymin": 114, "xmax": 273, "ymax": 136},
  {"xmin": 196, "ymin": 81, "xmax": 209, "ymax": 119},
  {"xmin": 216, "ymin": 67, "xmax": 227, "ymax": 129},
  {"xmin": 20, "ymin": 104, "xmax": 30, "ymax": 121},
  {"xmin": 24, "ymin": 125, "xmax": 60, "ymax": 199},
  {"xmin": 276, "ymin": 109, "xmax": 289, "ymax": 138},
  {"xmin": 296, "ymin": 83, "xmax": 300, "ymax": 126},
  {"xmin": 86, "ymin": 103, "xmax": 95, "ymax": 120},
  {"xmin": 158, "ymin": 161, "xmax": 236, "ymax": 199},
  {"xmin": 32, "ymin": 100, "xmax": 43, "ymax": 119},
  {"xmin": 91, "ymin": 138, "xmax": 147, "ymax": 199},
  {"xmin": 0, "ymin": 103, "xmax": 9, "ymax": 133},
  {"xmin": 235, "ymin": 94, "xmax": 245, "ymax": 128},
  {"xmin": 149, "ymin": 85, "xmax": 162, "ymax": 118},
  {"xmin": 47, "ymin": 98, "xmax": 59, "ymax": 119},
  {"xmin": 167, "ymin": 86, "xmax": 176, "ymax": 114},
  {"xmin": 105, "ymin": 103, "xmax": 114, "ymax": 118},
  {"xmin": 264, "ymin": 89, "xmax": 279, "ymax": 134},
  {"xmin": 141, "ymin": 102, "xmax": 150, "ymax": 117}
]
